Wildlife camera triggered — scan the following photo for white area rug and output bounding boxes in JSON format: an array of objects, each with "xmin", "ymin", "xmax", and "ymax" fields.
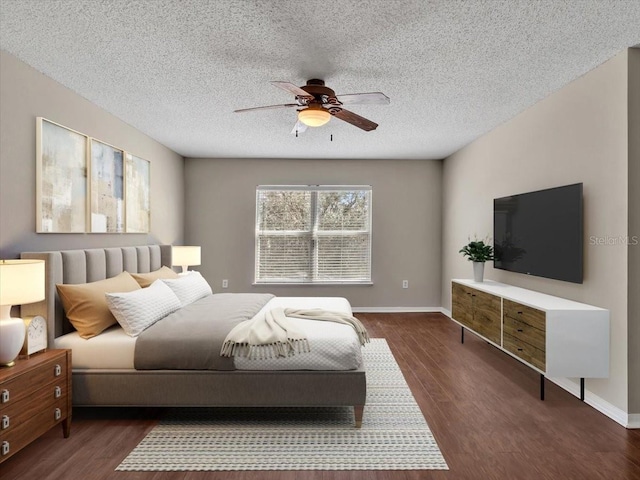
[{"xmin": 116, "ymin": 339, "xmax": 448, "ymax": 471}]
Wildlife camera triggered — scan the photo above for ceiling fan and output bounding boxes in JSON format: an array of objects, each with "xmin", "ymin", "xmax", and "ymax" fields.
[{"xmin": 234, "ymin": 79, "xmax": 390, "ymax": 134}]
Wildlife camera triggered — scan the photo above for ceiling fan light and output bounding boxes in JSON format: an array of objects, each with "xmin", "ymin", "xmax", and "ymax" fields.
[{"xmin": 298, "ymin": 107, "xmax": 331, "ymax": 127}]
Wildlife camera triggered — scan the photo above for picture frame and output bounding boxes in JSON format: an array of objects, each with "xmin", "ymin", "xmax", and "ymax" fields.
[
  {"xmin": 125, "ymin": 153, "xmax": 150, "ymax": 233},
  {"xmin": 36, "ymin": 118, "xmax": 151, "ymax": 234},
  {"xmin": 89, "ymin": 138, "xmax": 125, "ymax": 233},
  {"xmin": 36, "ymin": 118, "xmax": 88, "ymax": 233}
]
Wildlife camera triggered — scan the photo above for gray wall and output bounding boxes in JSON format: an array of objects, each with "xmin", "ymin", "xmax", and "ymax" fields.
[
  {"xmin": 184, "ymin": 158, "xmax": 442, "ymax": 310},
  {"xmin": 442, "ymin": 51, "xmax": 631, "ymax": 413},
  {"xmin": 3, "ymin": 44, "xmax": 637, "ymax": 419},
  {"xmin": 0, "ymin": 51, "xmax": 185, "ymax": 258},
  {"xmin": 629, "ymin": 49, "xmax": 640, "ymax": 415}
]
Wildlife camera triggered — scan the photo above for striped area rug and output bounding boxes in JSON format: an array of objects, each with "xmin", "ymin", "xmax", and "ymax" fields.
[{"xmin": 116, "ymin": 338, "xmax": 448, "ymax": 471}]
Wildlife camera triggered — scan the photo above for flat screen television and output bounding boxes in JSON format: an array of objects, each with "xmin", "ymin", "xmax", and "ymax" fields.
[{"xmin": 493, "ymin": 183, "xmax": 583, "ymax": 283}]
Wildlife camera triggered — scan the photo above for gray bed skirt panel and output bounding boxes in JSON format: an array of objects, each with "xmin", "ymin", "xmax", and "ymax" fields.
[{"xmin": 72, "ymin": 368, "xmax": 367, "ymax": 407}]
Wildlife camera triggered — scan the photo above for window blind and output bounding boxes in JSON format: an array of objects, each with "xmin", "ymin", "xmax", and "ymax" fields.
[{"xmin": 255, "ymin": 186, "xmax": 372, "ymax": 284}]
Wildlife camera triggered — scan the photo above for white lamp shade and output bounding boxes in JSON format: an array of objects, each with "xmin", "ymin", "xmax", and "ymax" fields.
[
  {"xmin": 172, "ymin": 246, "xmax": 201, "ymax": 268},
  {"xmin": 0, "ymin": 259, "xmax": 45, "ymax": 306},
  {"xmin": 298, "ymin": 106, "xmax": 331, "ymax": 127}
]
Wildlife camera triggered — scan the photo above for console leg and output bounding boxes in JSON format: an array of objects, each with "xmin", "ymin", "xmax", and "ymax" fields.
[
  {"xmin": 540, "ymin": 374, "xmax": 545, "ymax": 401},
  {"xmin": 580, "ymin": 378, "xmax": 585, "ymax": 401}
]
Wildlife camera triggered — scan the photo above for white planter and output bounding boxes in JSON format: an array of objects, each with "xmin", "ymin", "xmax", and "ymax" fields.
[{"xmin": 473, "ymin": 262, "xmax": 485, "ymax": 282}]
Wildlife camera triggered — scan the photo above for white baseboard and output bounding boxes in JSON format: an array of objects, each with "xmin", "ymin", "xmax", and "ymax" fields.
[
  {"xmin": 628, "ymin": 414, "xmax": 640, "ymax": 429},
  {"xmin": 351, "ymin": 307, "xmax": 445, "ymax": 313},
  {"xmin": 546, "ymin": 377, "xmax": 638, "ymax": 428}
]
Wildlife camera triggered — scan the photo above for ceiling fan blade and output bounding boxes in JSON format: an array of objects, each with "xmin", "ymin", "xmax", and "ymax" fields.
[
  {"xmin": 331, "ymin": 108, "xmax": 378, "ymax": 131},
  {"xmin": 234, "ymin": 103, "xmax": 299, "ymax": 113},
  {"xmin": 335, "ymin": 92, "xmax": 390, "ymax": 105},
  {"xmin": 290, "ymin": 120, "xmax": 308, "ymax": 136},
  {"xmin": 271, "ymin": 81, "xmax": 314, "ymax": 100}
]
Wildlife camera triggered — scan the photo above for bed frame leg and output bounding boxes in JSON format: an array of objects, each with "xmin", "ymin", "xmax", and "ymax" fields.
[{"xmin": 354, "ymin": 405, "xmax": 364, "ymax": 428}]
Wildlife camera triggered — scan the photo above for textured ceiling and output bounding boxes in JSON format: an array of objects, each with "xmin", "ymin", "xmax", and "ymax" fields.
[{"xmin": 1, "ymin": 0, "xmax": 639, "ymax": 160}]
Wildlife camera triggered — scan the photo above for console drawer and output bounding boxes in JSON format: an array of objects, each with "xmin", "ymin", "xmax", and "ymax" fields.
[
  {"xmin": 473, "ymin": 290, "xmax": 501, "ymax": 345},
  {"xmin": 504, "ymin": 332, "xmax": 546, "ymax": 371},
  {"xmin": 504, "ymin": 299, "xmax": 545, "ymax": 331},
  {"xmin": 452, "ymin": 282, "xmax": 474, "ymax": 329},
  {"xmin": 503, "ymin": 314, "xmax": 545, "ymax": 352}
]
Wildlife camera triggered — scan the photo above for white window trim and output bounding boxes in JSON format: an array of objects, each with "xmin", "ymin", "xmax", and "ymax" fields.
[{"xmin": 255, "ymin": 185, "xmax": 372, "ymax": 285}]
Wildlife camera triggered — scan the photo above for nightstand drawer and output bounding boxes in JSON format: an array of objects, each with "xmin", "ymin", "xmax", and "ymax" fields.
[
  {"xmin": 0, "ymin": 382, "xmax": 68, "ymax": 435},
  {"xmin": 0, "ymin": 396, "xmax": 68, "ymax": 460},
  {"xmin": 0, "ymin": 349, "xmax": 72, "ymax": 464},
  {"xmin": 0, "ymin": 355, "xmax": 68, "ymax": 408}
]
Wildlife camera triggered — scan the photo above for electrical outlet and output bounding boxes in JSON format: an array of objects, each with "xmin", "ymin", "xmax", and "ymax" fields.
[
  {"xmin": 402, "ymin": 280, "xmax": 409, "ymax": 289},
  {"xmin": 222, "ymin": 279, "xmax": 229, "ymax": 289}
]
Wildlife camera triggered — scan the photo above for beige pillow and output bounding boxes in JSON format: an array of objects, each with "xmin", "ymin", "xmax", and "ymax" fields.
[
  {"xmin": 130, "ymin": 266, "xmax": 179, "ymax": 288},
  {"xmin": 56, "ymin": 271, "xmax": 141, "ymax": 339}
]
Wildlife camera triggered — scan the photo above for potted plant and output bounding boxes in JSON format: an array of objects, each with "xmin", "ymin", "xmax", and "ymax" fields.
[{"xmin": 459, "ymin": 237, "xmax": 494, "ymax": 282}]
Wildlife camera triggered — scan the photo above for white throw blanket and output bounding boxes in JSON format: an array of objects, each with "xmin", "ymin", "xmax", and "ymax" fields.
[{"xmin": 220, "ymin": 307, "xmax": 370, "ymax": 359}]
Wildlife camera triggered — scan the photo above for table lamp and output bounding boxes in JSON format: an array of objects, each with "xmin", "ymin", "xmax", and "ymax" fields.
[
  {"xmin": 171, "ymin": 246, "xmax": 201, "ymax": 274},
  {"xmin": 0, "ymin": 259, "xmax": 45, "ymax": 366}
]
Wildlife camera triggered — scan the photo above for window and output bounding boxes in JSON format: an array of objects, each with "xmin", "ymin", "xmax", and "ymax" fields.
[{"xmin": 255, "ymin": 185, "xmax": 372, "ymax": 284}]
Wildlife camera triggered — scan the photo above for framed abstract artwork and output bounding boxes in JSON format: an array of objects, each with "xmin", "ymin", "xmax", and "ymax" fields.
[
  {"xmin": 36, "ymin": 118, "xmax": 151, "ymax": 234},
  {"xmin": 90, "ymin": 139, "xmax": 124, "ymax": 233},
  {"xmin": 125, "ymin": 153, "xmax": 150, "ymax": 233},
  {"xmin": 36, "ymin": 118, "xmax": 88, "ymax": 233}
]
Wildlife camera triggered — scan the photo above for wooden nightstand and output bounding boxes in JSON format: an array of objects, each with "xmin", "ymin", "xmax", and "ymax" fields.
[{"xmin": 0, "ymin": 349, "xmax": 72, "ymax": 463}]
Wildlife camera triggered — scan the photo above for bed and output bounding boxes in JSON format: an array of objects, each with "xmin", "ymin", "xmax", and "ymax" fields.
[{"xmin": 20, "ymin": 245, "xmax": 367, "ymax": 427}]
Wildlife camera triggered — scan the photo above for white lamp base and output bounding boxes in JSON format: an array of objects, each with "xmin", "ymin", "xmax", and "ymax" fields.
[{"xmin": 0, "ymin": 317, "xmax": 25, "ymax": 367}]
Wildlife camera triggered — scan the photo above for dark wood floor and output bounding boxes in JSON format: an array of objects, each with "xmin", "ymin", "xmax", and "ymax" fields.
[{"xmin": 2, "ymin": 313, "xmax": 639, "ymax": 480}]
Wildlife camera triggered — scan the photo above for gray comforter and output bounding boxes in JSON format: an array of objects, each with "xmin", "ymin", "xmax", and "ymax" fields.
[{"xmin": 134, "ymin": 293, "xmax": 274, "ymax": 371}]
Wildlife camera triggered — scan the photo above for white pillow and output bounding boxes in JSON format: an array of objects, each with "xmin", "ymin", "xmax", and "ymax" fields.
[
  {"xmin": 105, "ymin": 280, "xmax": 182, "ymax": 336},
  {"xmin": 161, "ymin": 271, "xmax": 213, "ymax": 306}
]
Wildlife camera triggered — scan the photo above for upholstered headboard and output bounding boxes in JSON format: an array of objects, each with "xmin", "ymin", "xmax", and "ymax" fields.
[{"xmin": 20, "ymin": 245, "xmax": 172, "ymax": 346}]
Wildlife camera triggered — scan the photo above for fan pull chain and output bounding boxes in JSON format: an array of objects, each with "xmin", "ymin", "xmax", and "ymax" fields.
[{"xmin": 330, "ymin": 134, "xmax": 333, "ymax": 142}]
